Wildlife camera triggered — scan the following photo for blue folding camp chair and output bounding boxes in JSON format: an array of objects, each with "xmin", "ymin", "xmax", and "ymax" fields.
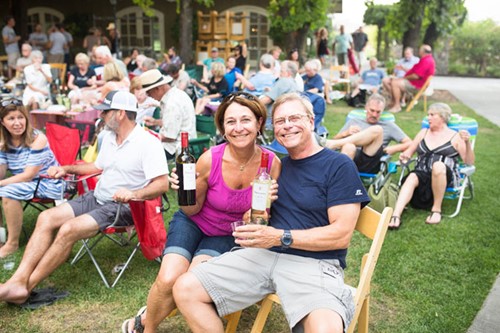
[
  {"xmin": 420, "ymin": 115, "xmax": 477, "ymax": 217},
  {"xmin": 344, "ymin": 110, "xmax": 400, "ymax": 212}
]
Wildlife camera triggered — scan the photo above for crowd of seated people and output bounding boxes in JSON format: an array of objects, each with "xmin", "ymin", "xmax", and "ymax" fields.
[{"xmin": 0, "ymin": 32, "xmax": 480, "ymax": 333}]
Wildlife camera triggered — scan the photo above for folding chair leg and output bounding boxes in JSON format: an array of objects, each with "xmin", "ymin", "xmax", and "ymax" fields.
[
  {"xmin": 111, "ymin": 243, "xmax": 140, "ymax": 288},
  {"xmin": 250, "ymin": 296, "xmax": 275, "ymax": 333},
  {"xmin": 357, "ymin": 297, "xmax": 370, "ymax": 333},
  {"xmin": 224, "ymin": 311, "xmax": 242, "ymax": 333},
  {"xmin": 447, "ymin": 176, "xmax": 470, "ymax": 218}
]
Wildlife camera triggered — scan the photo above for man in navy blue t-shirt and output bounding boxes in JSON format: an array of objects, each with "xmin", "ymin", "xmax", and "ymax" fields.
[{"xmin": 174, "ymin": 92, "xmax": 370, "ymax": 333}]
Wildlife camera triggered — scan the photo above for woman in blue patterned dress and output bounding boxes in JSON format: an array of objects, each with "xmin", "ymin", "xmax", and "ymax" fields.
[{"xmin": 0, "ymin": 99, "xmax": 64, "ymax": 257}]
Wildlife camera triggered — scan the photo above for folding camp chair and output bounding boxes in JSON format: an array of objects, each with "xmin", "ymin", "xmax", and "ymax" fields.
[
  {"xmin": 224, "ymin": 206, "xmax": 392, "ymax": 333},
  {"xmin": 397, "ymin": 115, "xmax": 477, "ymax": 218},
  {"xmin": 405, "ymin": 75, "xmax": 433, "ymax": 113},
  {"xmin": 71, "ymin": 195, "xmax": 169, "ymax": 288},
  {"xmin": 24, "ymin": 123, "xmax": 83, "ymax": 212}
]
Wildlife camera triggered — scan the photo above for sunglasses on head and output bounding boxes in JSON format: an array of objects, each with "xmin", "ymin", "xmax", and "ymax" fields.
[
  {"xmin": 221, "ymin": 92, "xmax": 258, "ymax": 105},
  {"xmin": 1, "ymin": 99, "xmax": 22, "ymax": 108}
]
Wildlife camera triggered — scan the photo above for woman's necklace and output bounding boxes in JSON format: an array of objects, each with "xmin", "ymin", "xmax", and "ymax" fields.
[{"xmin": 237, "ymin": 148, "xmax": 257, "ymax": 172}]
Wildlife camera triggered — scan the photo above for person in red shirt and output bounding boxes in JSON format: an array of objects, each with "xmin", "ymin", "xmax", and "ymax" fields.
[{"xmin": 385, "ymin": 44, "xmax": 435, "ymax": 113}]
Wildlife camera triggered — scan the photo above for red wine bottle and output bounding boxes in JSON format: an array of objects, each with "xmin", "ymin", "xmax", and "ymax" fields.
[
  {"xmin": 176, "ymin": 132, "xmax": 196, "ymax": 206},
  {"xmin": 250, "ymin": 152, "xmax": 271, "ymax": 225}
]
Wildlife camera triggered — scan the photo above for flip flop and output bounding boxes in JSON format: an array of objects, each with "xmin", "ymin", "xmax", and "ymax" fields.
[
  {"xmin": 121, "ymin": 305, "xmax": 147, "ymax": 333},
  {"xmin": 17, "ymin": 287, "xmax": 70, "ymax": 310},
  {"xmin": 426, "ymin": 211, "xmax": 442, "ymax": 224},
  {"xmin": 389, "ymin": 216, "xmax": 402, "ymax": 230}
]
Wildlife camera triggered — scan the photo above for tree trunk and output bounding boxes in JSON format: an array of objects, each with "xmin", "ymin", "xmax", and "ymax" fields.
[
  {"xmin": 383, "ymin": 31, "xmax": 390, "ymax": 61},
  {"xmin": 376, "ymin": 25, "xmax": 383, "ymax": 60},
  {"xmin": 402, "ymin": 15, "xmax": 423, "ymax": 55},
  {"xmin": 179, "ymin": 0, "xmax": 194, "ymax": 65},
  {"xmin": 423, "ymin": 21, "xmax": 438, "ymax": 49},
  {"xmin": 285, "ymin": 23, "xmax": 310, "ymax": 64}
]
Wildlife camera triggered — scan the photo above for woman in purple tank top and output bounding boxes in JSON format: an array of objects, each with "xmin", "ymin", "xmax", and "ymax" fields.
[{"xmin": 122, "ymin": 92, "xmax": 281, "ymax": 333}]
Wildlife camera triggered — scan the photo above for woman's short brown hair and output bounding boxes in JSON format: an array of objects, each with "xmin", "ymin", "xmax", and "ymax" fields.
[
  {"xmin": 214, "ymin": 92, "xmax": 267, "ymax": 135},
  {"xmin": 0, "ymin": 100, "xmax": 35, "ymax": 151}
]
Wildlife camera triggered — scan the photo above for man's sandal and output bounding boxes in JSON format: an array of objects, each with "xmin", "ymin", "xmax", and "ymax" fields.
[
  {"xmin": 426, "ymin": 211, "xmax": 442, "ymax": 224},
  {"xmin": 389, "ymin": 216, "xmax": 402, "ymax": 230}
]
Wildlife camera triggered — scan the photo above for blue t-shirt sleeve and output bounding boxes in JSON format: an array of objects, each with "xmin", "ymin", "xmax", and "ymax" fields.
[{"xmin": 327, "ymin": 154, "xmax": 370, "ymax": 208}]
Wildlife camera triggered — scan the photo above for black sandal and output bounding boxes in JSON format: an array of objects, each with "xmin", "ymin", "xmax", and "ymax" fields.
[
  {"xmin": 389, "ymin": 216, "xmax": 402, "ymax": 230},
  {"xmin": 426, "ymin": 211, "xmax": 442, "ymax": 224}
]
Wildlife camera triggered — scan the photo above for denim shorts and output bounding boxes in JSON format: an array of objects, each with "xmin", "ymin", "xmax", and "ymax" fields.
[{"xmin": 163, "ymin": 210, "xmax": 236, "ymax": 262}]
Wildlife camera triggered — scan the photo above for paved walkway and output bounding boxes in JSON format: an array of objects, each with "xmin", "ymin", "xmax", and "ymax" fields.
[
  {"xmin": 432, "ymin": 76, "xmax": 500, "ymax": 333},
  {"xmin": 432, "ymin": 76, "xmax": 500, "ymax": 127}
]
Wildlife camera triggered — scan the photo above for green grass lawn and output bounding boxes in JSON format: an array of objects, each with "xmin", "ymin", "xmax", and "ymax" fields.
[{"xmin": 1, "ymin": 92, "xmax": 499, "ymax": 332}]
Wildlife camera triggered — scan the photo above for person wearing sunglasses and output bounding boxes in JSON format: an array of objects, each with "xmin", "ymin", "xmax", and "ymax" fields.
[
  {"xmin": 174, "ymin": 92, "xmax": 369, "ymax": 333},
  {"xmin": 121, "ymin": 91, "xmax": 281, "ymax": 333},
  {"xmin": 0, "ymin": 99, "xmax": 64, "ymax": 257}
]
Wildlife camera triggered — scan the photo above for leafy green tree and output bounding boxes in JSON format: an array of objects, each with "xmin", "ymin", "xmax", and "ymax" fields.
[
  {"xmin": 363, "ymin": 2, "xmax": 393, "ymax": 60},
  {"xmin": 384, "ymin": 0, "xmax": 466, "ymax": 54},
  {"xmin": 451, "ymin": 19, "xmax": 499, "ymax": 76},
  {"xmin": 267, "ymin": 0, "xmax": 331, "ymax": 59}
]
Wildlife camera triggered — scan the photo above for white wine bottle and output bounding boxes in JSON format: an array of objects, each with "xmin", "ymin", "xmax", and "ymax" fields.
[
  {"xmin": 176, "ymin": 132, "xmax": 196, "ymax": 206},
  {"xmin": 250, "ymin": 152, "xmax": 271, "ymax": 225}
]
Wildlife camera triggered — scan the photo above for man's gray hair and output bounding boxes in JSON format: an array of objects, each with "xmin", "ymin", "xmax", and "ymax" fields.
[
  {"xmin": 282, "ymin": 60, "xmax": 298, "ymax": 77},
  {"xmin": 142, "ymin": 58, "xmax": 157, "ymax": 71},
  {"xmin": 366, "ymin": 93, "xmax": 386, "ymax": 108},
  {"xmin": 260, "ymin": 54, "xmax": 274, "ymax": 69},
  {"xmin": 95, "ymin": 45, "xmax": 112, "ymax": 57}
]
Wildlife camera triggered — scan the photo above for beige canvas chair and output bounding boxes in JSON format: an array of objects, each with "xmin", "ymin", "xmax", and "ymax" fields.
[
  {"xmin": 406, "ymin": 75, "xmax": 433, "ymax": 112},
  {"xmin": 226, "ymin": 206, "xmax": 392, "ymax": 333}
]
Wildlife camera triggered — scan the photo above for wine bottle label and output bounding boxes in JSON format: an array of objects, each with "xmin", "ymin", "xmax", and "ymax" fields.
[
  {"xmin": 183, "ymin": 163, "xmax": 196, "ymax": 190},
  {"xmin": 252, "ymin": 182, "xmax": 270, "ymax": 211}
]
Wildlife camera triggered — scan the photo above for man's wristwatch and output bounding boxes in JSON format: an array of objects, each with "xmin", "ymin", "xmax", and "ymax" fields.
[{"xmin": 280, "ymin": 229, "xmax": 293, "ymax": 249}]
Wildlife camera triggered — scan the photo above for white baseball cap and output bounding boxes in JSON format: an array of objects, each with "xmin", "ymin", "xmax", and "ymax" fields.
[{"xmin": 94, "ymin": 91, "xmax": 138, "ymax": 112}]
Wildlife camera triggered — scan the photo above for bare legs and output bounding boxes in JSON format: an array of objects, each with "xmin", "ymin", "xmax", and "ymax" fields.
[
  {"xmin": 0, "ymin": 203, "xmax": 99, "ymax": 304},
  {"xmin": 389, "ymin": 173, "xmax": 419, "ymax": 229},
  {"xmin": 388, "ymin": 161, "xmax": 448, "ymax": 228},
  {"xmin": 324, "ymin": 125, "xmax": 384, "ymax": 159},
  {"xmin": 0, "ymin": 198, "xmax": 24, "ymax": 258},
  {"xmin": 388, "ymin": 78, "xmax": 406, "ymax": 113},
  {"xmin": 127, "ymin": 254, "xmax": 211, "ymax": 333},
  {"xmin": 174, "ymin": 271, "xmax": 225, "ymax": 333},
  {"xmin": 426, "ymin": 162, "xmax": 446, "ymax": 224},
  {"xmin": 302, "ymin": 309, "xmax": 344, "ymax": 333}
]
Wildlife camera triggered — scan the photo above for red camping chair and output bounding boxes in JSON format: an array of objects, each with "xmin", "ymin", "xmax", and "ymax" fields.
[
  {"xmin": 24, "ymin": 122, "xmax": 99, "ymax": 212},
  {"xmin": 70, "ymin": 194, "xmax": 170, "ymax": 288}
]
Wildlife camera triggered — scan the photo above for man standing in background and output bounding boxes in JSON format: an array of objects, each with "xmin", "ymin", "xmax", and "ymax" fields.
[
  {"xmin": 352, "ymin": 26, "xmax": 368, "ymax": 71},
  {"xmin": 2, "ymin": 15, "xmax": 21, "ymax": 79}
]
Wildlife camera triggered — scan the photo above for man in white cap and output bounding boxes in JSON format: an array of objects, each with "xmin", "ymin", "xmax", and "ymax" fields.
[
  {"xmin": 140, "ymin": 69, "xmax": 197, "ymax": 161},
  {"xmin": 0, "ymin": 91, "xmax": 169, "ymax": 305}
]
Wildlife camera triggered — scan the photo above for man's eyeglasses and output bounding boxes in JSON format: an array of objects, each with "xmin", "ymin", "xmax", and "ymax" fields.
[
  {"xmin": 1, "ymin": 99, "xmax": 22, "ymax": 108},
  {"xmin": 221, "ymin": 92, "xmax": 258, "ymax": 105},
  {"xmin": 273, "ymin": 114, "xmax": 309, "ymax": 127}
]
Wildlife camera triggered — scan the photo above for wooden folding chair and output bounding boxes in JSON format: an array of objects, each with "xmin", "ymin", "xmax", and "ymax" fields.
[
  {"xmin": 49, "ymin": 63, "xmax": 67, "ymax": 86},
  {"xmin": 226, "ymin": 206, "xmax": 392, "ymax": 333},
  {"xmin": 406, "ymin": 75, "xmax": 433, "ymax": 112},
  {"xmin": 330, "ymin": 64, "xmax": 351, "ymax": 94}
]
